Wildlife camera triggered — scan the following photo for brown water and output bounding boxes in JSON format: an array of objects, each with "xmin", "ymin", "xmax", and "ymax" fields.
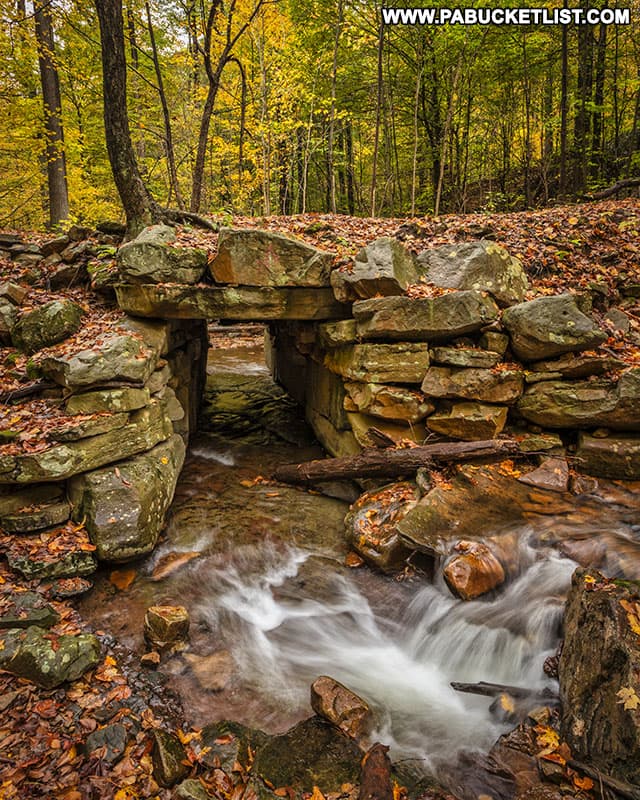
[{"xmin": 80, "ymin": 340, "xmax": 640, "ymax": 776}]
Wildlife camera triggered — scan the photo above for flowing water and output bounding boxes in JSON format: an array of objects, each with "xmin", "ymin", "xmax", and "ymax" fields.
[{"xmin": 79, "ymin": 335, "xmax": 640, "ymax": 781}]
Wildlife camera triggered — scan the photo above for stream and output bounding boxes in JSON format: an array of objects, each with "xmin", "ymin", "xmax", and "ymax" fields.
[{"xmin": 79, "ymin": 331, "xmax": 640, "ymax": 783}]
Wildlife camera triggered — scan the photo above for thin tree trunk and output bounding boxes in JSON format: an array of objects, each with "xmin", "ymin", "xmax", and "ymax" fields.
[
  {"xmin": 95, "ymin": 0, "xmax": 158, "ymax": 235},
  {"xmin": 327, "ymin": 0, "xmax": 343, "ymax": 213},
  {"xmin": 559, "ymin": 1, "xmax": 569, "ymax": 196},
  {"xmin": 345, "ymin": 118, "xmax": 355, "ymax": 214},
  {"xmin": 411, "ymin": 66, "xmax": 423, "ymax": 216},
  {"xmin": 34, "ymin": 0, "xmax": 69, "ymax": 228},
  {"xmin": 370, "ymin": 17, "xmax": 384, "ymax": 216},
  {"xmin": 591, "ymin": 17, "xmax": 607, "ymax": 181},
  {"xmin": 145, "ymin": 0, "xmax": 185, "ymax": 209},
  {"xmin": 434, "ymin": 61, "xmax": 461, "ymax": 217}
]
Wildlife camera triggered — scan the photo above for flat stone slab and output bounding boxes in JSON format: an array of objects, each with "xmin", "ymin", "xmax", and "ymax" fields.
[
  {"xmin": 421, "ymin": 365, "xmax": 524, "ymax": 404},
  {"xmin": 576, "ymin": 432, "xmax": 640, "ymax": 479},
  {"xmin": 324, "ymin": 343, "xmax": 430, "ymax": 383},
  {"xmin": 353, "ymin": 291, "xmax": 499, "ymax": 341},
  {"xmin": 115, "ymin": 283, "xmax": 349, "ymax": 321}
]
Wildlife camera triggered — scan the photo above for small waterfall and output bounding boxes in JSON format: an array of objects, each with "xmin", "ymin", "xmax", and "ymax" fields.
[{"xmin": 194, "ymin": 541, "xmax": 574, "ymax": 771}]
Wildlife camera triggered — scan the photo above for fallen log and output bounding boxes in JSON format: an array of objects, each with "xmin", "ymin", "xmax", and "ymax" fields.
[
  {"xmin": 273, "ymin": 439, "xmax": 519, "ymax": 485},
  {"xmin": 566, "ymin": 758, "xmax": 640, "ymax": 800},
  {"xmin": 584, "ymin": 177, "xmax": 640, "ymax": 201},
  {"xmin": 451, "ymin": 680, "xmax": 557, "ymax": 701}
]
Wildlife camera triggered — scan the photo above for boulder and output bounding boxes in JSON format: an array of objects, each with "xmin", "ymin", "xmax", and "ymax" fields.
[
  {"xmin": 210, "ymin": 227, "xmax": 334, "ymax": 287},
  {"xmin": 144, "ymin": 605, "xmax": 190, "ymax": 651},
  {"xmin": 152, "ymin": 729, "xmax": 189, "ymax": 788},
  {"xmin": 116, "ymin": 283, "xmax": 348, "ymax": 321},
  {"xmin": 0, "ymin": 627, "xmax": 100, "ymax": 689},
  {"xmin": 0, "ymin": 298, "xmax": 17, "ymax": 344},
  {"xmin": 68, "ymin": 433, "xmax": 185, "ymax": 561},
  {"xmin": 426, "ymin": 402, "xmax": 507, "ymax": 440},
  {"xmin": 118, "ymin": 224, "xmax": 207, "ymax": 284},
  {"xmin": 200, "ymin": 721, "xmax": 268, "ymax": 773},
  {"xmin": 479, "ymin": 331, "xmax": 509, "ymax": 356},
  {"xmin": 183, "ymin": 650, "xmax": 233, "ymax": 692},
  {"xmin": 0, "ymin": 281, "xmax": 28, "ymax": 305},
  {"xmin": 324, "ymin": 343, "xmax": 430, "ymax": 384},
  {"xmin": 443, "ymin": 541, "xmax": 506, "ymax": 600},
  {"xmin": 12, "ymin": 299, "xmax": 83, "ymax": 354},
  {"xmin": 429, "ymin": 346, "xmax": 502, "ymax": 369},
  {"xmin": 0, "ymin": 400, "xmax": 173, "ymax": 484},
  {"xmin": 517, "ymin": 368, "xmax": 640, "ymax": 430},
  {"xmin": 416, "ymin": 240, "xmax": 529, "ymax": 307},
  {"xmin": 253, "ymin": 716, "xmax": 362, "ymax": 794},
  {"xmin": 344, "ymin": 382, "xmax": 434, "ymax": 424},
  {"xmin": 501, "ymin": 294, "xmax": 606, "ymax": 362},
  {"xmin": 559, "ymin": 569, "xmax": 640, "ymax": 785},
  {"xmin": 40, "ymin": 235, "xmax": 70, "ymax": 257},
  {"xmin": 310, "ymin": 675, "xmax": 373, "ymax": 740},
  {"xmin": 353, "ymin": 291, "xmax": 499, "ymax": 342},
  {"xmin": 330, "ymin": 237, "xmax": 417, "ymax": 302},
  {"xmin": 66, "ymin": 387, "xmax": 151, "ymax": 415},
  {"xmin": 575, "ymin": 432, "xmax": 640, "ymax": 479},
  {"xmin": 84, "ymin": 723, "xmax": 128, "ymax": 765},
  {"xmin": 421, "ymin": 365, "xmax": 523, "ymax": 404},
  {"xmin": 40, "ymin": 332, "xmax": 160, "ymax": 388},
  {"xmin": 346, "ymin": 482, "xmax": 419, "ymax": 571}
]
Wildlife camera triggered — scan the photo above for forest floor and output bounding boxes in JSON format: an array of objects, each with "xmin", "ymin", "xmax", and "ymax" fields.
[{"xmin": 0, "ymin": 197, "xmax": 639, "ymax": 799}]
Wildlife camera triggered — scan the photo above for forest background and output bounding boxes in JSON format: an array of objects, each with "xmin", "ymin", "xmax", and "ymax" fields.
[{"xmin": 1, "ymin": 0, "xmax": 639, "ymax": 231}]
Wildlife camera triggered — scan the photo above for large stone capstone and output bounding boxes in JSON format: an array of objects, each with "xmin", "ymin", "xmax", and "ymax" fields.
[{"xmin": 210, "ymin": 227, "xmax": 334, "ymax": 286}]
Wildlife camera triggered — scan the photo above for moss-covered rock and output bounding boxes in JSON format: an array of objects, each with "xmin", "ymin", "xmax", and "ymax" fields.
[
  {"xmin": 0, "ymin": 626, "xmax": 100, "ymax": 689},
  {"xmin": 151, "ymin": 729, "xmax": 189, "ymax": 787},
  {"xmin": 13, "ymin": 299, "xmax": 83, "ymax": 354},
  {"xmin": 0, "ymin": 592, "xmax": 60, "ymax": 630},
  {"xmin": 118, "ymin": 224, "xmax": 207, "ymax": 284},
  {"xmin": 68, "ymin": 434, "xmax": 185, "ymax": 561},
  {"xmin": 66, "ymin": 387, "xmax": 150, "ymax": 415}
]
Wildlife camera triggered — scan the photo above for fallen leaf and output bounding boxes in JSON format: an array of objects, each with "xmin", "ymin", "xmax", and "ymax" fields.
[
  {"xmin": 616, "ymin": 686, "xmax": 640, "ymax": 710},
  {"xmin": 109, "ymin": 569, "xmax": 136, "ymax": 591}
]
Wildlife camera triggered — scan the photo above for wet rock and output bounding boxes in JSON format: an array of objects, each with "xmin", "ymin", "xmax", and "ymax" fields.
[
  {"xmin": 557, "ymin": 536, "xmax": 606, "ymax": 568},
  {"xmin": 0, "ymin": 592, "xmax": 59, "ymax": 630},
  {"xmin": 2, "ymin": 525, "xmax": 97, "ymax": 580},
  {"xmin": 310, "ymin": 675, "xmax": 373, "ymax": 740},
  {"xmin": 184, "ymin": 650, "xmax": 233, "ymax": 692},
  {"xmin": 85, "ymin": 723, "xmax": 128, "ymax": 765},
  {"xmin": 575, "ymin": 432, "xmax": 640, "ymax": 479},
  {"xmin": 502, "ymin": 294, "xmax": 606, "ymax": 362},
  {"xmin": 344, "ymin": 382, "xmax": 434, "ymax": 424},
  {"xmin": 307, "ymin": 408, "xmax": 361, "ymax": 458},
  {"xmin": 517, "ymin": 368, "xmax": 640, "ymax": 430},
  {"xmin": 324, "ymin": 343, "xmax": 430, "ymax": 384},
  {"xmin": 331, "ymin": 237, "xmax": 418, "ymax": 302},
  {"xmin": 144, "ymin": 605, "xmax": 190, "ymax": 651},
  {"xmin": 152, "ymin": 728, "xmax": 189, "ymax": 787},
  {"xmin": 429, "ymin": 346, "xmax": 502, "ymax": 369},
  {"xmin": 516, "ymin": 432, "xmax": 563, "ymax": 453},
  {"xmin": 66, "ymin": 387, "xmax": 150, "ymax": 415},
  {"xmin": 118, "ymin": 224, "xmax": 207, "ymax": 284},
  {"xmin": 421, "ymin": 365, "xmax": 523, "ymax": 404},
  {"xmin": 346, "ymin": 482, "xmax": 420, "ymax": 571},
  {"xmin": 517, "ymin": 457, "xmax": 569, "ymax": 493},
  {"xmin": 0, "ymin": 627, "xmax": 100, "ymax": 689},
  {"xmin": 417, "ymin": 241, "xmax": 529, "ymax": 307},
  {"xmin": 353, "ymin": 291, "xmax": 499, "ymax": 342},
  {"xmin": 559, "ymin": 568, "xmax": 640, "ymax": 785},
  {"xmin": 253, "ymin": 716, "xmax": 362, "ymax": 794},
  {"xmin": 426, "ymin": 401, "xmax": 507, "ymax": 440},
  {"xmin": 200, "ymin": 720, "xmax": 268, "ymax": 772},
  {"xmin": 211, "ymin": 227, "xmax": 333, "ymax": 287},
  {"xmin": 443, "ymin": 541, "xmax": 506, "ymax": 599},
  {"xmin": 0, "ymin": 401, "xmax": 173, "ymax": 484},
  {"xmin": 0, "ymin": 499, "xmax": 70, "ymax": 533},
  {"xmin": 13, "ymin": 299, "xmax": 83, "ymax": 354},
  {"xmin": 40, "ymin": 331, "xmax": 160, "ymax": 388}
]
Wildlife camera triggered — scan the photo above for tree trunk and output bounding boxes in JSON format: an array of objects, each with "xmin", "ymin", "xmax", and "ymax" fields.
[
  {"xmin": 95, "ymin": 0, "xmax": 159, "ymax": 235},
  {"xmin": 591, "ymin": 17, "xmax": 607, "ymax": 181},
  {"xmin": 573, "ymin": 1, "xmax": 594, "ymax": 194},
  {"xmin": 273, "ymin": 440, "xmax": 519, "ymax": 485},
  {"xmin": 370, "ymin": 18, "xmax": 384, "ymax": 216},
  {"xmin": 34, "ymin": 0, "xmax": 69, "ymax": 228},
  {"xmin": 327, "ymin": 0, "xmax": 343, "ymax": 214},
  {"xmin": 559, "ymin": 2, "xmax": 569, "ymax": 196},
  {"xmin": 191, "ymin": 80, "xmax": 221, "ymax": 213}
]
